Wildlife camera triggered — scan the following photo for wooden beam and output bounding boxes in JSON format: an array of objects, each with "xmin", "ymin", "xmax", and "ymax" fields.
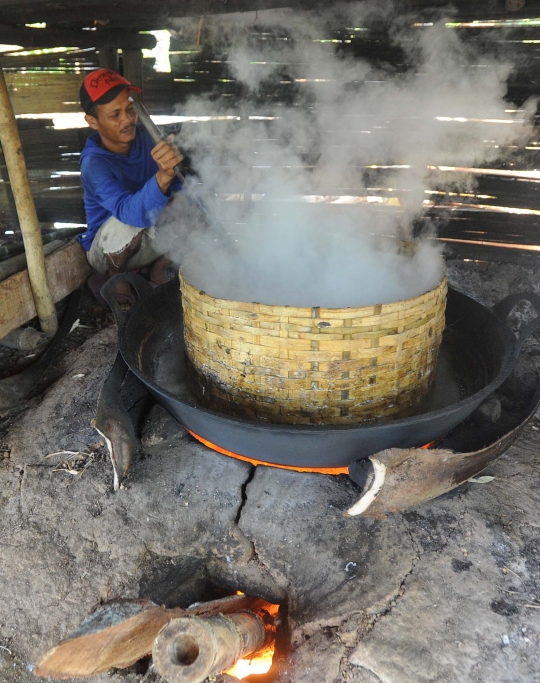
[
  {"xmin": 0, "ymin": 0, "xmax": 540, "ymax": 29},
  {"xmin": 0, "ymin": 24, "xmax": 156, "ymax": 50},
  {"xmin": 0, "ymin": 239, "xmax": 91, "ymax": 339}
]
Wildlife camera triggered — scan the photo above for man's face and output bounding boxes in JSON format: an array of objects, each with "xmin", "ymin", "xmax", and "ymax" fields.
[{"xmin": 85, "ymin": 88, "xmax": 137, "ymax": 153}]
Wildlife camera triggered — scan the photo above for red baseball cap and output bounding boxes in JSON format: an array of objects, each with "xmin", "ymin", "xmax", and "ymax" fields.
[{"xmin": 80, "ymin": 68, "xmax": 142, "ymax": 114}]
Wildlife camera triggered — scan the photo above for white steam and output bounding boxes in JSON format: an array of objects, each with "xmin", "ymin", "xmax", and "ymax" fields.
[{"xmin": 155, "ymin": 5, "xmax": 534, "ymax": 307}]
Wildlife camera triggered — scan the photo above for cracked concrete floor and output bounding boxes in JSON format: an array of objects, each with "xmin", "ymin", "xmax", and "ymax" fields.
[{"xmin": 0, "ymin": 260, "xmax": 539, "ymax": 683}]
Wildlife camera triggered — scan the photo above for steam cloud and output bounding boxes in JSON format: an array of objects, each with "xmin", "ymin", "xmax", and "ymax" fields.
[{"xmin": 155, "ymin": 3, "xmax": 534, "ymax": 307}]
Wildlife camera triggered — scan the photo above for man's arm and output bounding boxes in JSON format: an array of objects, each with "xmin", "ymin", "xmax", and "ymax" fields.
[
  {"xmin": 83, "ymin": 162, "xmax": 170, "ymax": 228},
  {"xmin": 81, "ymin": 133, "xmax": 184, "ymax": 227},
  {"xmin": 151, "ymin": 137, "xmax": 184, "ymax": 194}
]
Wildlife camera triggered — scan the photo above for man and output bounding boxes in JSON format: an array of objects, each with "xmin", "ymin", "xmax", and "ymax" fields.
[{"xmin": 78, "ymin": 68, "xmax": 183, "ymax": 305}]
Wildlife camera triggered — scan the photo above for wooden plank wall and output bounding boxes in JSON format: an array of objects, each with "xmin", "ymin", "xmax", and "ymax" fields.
[
  {"xmin": 0, "ymin": 20, "xmax": 539, "ymax": 263},
  {"xmin": 0, "ymin": 239, "xmax": 91, "ymax": 337},
  {"xmin": 0, "ymin": 48, "xmax": 98, "ymax": 230}
]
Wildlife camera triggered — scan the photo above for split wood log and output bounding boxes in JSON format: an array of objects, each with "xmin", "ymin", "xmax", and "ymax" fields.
[
  {"xmin": 33, "ymin": 594, "xmax": 276, "ymax": 680},
  {"xmin": 153, "ymin": 611, "xmax": 268, "ymax": 683},
  {"xmin": 0, "ymin": 60, "xmax": 57, "ymax": 336},
  {"xmin": 347, "ymin": 386, "xmax": 540, "ymax": 519}
]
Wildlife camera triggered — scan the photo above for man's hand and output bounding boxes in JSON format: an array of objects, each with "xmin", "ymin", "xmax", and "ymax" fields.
[{"xmin": 152, "ymin": 135, "xmax": 184, "ymax": 194}]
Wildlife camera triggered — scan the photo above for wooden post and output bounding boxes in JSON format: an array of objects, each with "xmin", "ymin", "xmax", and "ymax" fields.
[
  {"xmin": 0, "ymin": 60, "xmax": 57, "ymax": 336},
  {"xmin": 122, "ymin": 48, "xmax": 143, "ymax": 95},
  {"xmin": 99, "ymin": 47, "xmax": 119, "ymax": 72}
]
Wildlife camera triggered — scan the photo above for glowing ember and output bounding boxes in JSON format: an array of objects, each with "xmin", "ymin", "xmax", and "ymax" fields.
[
  {"xmin": 226, "ymin": 645, "xmax": 275, "ymax": 679},
  {"xmin": 225, "ymin": 597, "xmax": 279, "ymax": 679},
  {"xmin": 187, "ymin": 429, "xmax": 349, "ymax": 474}
]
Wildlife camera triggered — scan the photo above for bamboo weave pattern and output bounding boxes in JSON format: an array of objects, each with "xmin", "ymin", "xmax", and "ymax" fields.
[{"xmin": 180, "ymin": 273, "xmax": 447, "ymax": 425}]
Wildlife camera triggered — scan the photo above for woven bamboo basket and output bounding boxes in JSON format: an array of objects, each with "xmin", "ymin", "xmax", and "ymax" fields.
[{"xmin": 179, "ymin": 273, "xmax": 447, "ymax": 425}]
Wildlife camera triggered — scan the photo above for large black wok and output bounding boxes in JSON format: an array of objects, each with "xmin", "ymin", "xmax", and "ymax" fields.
[{"xmin": 103, "ymin": 274, "xmax": 540, "ymax": 469}]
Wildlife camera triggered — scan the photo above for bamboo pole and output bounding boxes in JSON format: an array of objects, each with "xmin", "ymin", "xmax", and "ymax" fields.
[
  {"xmin": 0, "ymin": 59, "xmax": 58, "ymax": 336},
  {"xmin": 152, "ymin": 611, "xmax": 268, "ymax": 683}
]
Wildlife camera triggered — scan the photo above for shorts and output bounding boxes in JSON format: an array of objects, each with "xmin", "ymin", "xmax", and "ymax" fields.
[{"xmin": 86, "ymin": 216, "xmax": 161, "ymax": 274}]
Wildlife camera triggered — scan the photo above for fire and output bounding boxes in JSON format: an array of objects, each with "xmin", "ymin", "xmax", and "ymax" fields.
[
  {"xmin": 225, "ymin": 644, "xmax": 275, "ymax": 679},
  {"xmin": 187, "ymin": 429, "xmax": 349, "ymax": 475},
  {"xmin": 225, "ymin": 597, "xmax": 279, "ymax": 679},
  {"xmin": 188, "ymin": 429, "xmax": 436, "ymax": 474}
]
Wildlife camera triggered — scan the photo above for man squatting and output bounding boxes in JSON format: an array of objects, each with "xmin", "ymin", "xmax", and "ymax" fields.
[{"xmin": 78, "ymin": 68, "xmax": 183, "ymax": 305}]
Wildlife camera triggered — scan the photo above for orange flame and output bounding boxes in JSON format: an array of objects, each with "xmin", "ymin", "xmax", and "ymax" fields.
[
  {"xmin": 187, "ymin": 429, "xmax": 349, "ymax": 474},
  {"xmin": 188, "ymin": 429, "xmax": 435, "ymax": 474},
  {"xmin": 226, "ymin": 596, "xmax": 279, "ymax": 679},
  {"xmin": 226, "ymin": 644, "xmax": 275, "ymax": 679}
]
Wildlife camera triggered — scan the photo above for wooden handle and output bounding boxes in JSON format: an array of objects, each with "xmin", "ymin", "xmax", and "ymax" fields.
[{"xmin": 0, "ymin": 60, "xmax": 57, "ymax": 336}]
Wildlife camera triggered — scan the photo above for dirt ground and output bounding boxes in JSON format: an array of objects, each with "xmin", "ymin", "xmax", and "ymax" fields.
[{"xmin": 0, "ymin": 259, "xmax": 539, "ymax": 683}]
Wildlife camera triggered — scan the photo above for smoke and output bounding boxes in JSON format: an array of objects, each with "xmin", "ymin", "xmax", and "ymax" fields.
[{"xmin": 155, "ymin": 3, "xmax": 534, "ymax": 308}]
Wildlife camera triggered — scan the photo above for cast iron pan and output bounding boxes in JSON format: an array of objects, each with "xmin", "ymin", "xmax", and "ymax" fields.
[{"xmin": 102, "ymin": 274, "xmax": 540, "ymax": 468}]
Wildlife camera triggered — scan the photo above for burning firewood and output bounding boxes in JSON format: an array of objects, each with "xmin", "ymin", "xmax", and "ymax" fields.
[
  {"xmin": 33, "ymin": 594, "xmax": 278, "ymax": 680},
  {"xmin": 153, "ymin": 608, "xmax": 275, "ymax": 683}
]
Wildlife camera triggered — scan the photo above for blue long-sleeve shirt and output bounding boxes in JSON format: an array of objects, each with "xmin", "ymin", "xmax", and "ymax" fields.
[{"xmin": 78, "ymin": 125, "xmax": 181, "ymax": 251}]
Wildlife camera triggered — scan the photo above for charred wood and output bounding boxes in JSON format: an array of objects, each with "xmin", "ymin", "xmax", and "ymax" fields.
[{"xmin": 34, "ymin": 594, "xmax": 277, "ymax": 680}]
